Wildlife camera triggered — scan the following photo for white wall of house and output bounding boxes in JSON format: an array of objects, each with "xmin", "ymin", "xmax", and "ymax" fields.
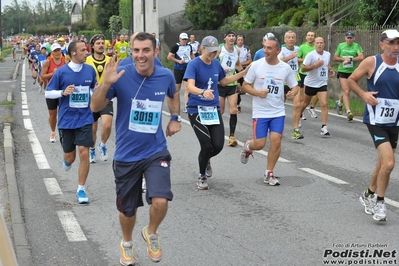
[
  {"xmin": 158, "ymin": 0, "xmax": 185, "ymax": 18},
  {"xmin": 133, "ymin": 0, "xmax": 185, "ymax": 37}
]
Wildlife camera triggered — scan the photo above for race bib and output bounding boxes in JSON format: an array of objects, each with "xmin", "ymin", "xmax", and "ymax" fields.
[
  {"xmin": 198, "ymin": 106, "xmax": 219, "ymax": 125},
  {"xmin": 220, "ymin": 55, "xmax": 233, "ymax": 71},
  {"xmin": 182, "ymin": 54, "xmax": 191, "ymax": 63},
  {"xmin": 318, "ymin": 67, "xmax": 328, "ymax": 81},
  {"xmin": 343, "ymin": 56, "xmax": 353, "ymax": 68},
  {"xmin": 263, "ymin": 77, "xmax": 284, "ymax": 98},
  {"xmin": 375, "ymin": 98, "xmax": 399, "ymax": 124},
  {"xmin": 129, "ymin": 99, "xmax": 162, "ymax": 133},
  {"xmin": 120, "ymin": 46, "xmax": 126, "ymax": 53},
  {"xmin": 69, "ymin": 86, "xmax": 89, "ymax": 108}
]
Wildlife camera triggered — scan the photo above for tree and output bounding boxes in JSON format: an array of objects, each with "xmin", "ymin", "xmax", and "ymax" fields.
[
  {"xmin": 119, "ymin": 0, "xmax": 132, "ymax": 30},
  {"xmin": 184, "ymin": 0, "xmax": 238, "ymax": 30},
  {"xmin": 109, "ymin": 15, "xmax": 123, "ymax": 39},
  {"xmin": 96, "ymin": 0, "xmax": 119, "ymax": 32}
]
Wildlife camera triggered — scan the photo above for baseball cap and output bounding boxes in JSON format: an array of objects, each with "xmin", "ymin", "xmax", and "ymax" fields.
[
  {"xmin": 345, "ymin": 31, "xmax": 355, "ymax": 38},
  {"xmin": 263, "ymin": 32, "xmax": 275, "ymax": 41},
  {"xmin": 57, "ymin": 37, "xmax": 65, "ymax": 42},
  {"xmin": 179, "ymin": 33, "xmax": 188, "ymax": 39},
  {"xmin": 224, "ymin": 30, "xmax": 236, "ymax": 37},
  {"xmin": 51, "ymin": 43, "xmax": 61, "ymax": 51},
  {"xmin": 201, "ymin": 36, "xmax": 220, "ymax": 53},
  {"xmin": 380, "ymin": 29, "xmax": 399, "ymax": 41}
]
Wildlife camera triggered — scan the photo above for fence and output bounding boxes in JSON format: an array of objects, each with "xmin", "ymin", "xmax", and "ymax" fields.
[{"xmin": 164, "ymin": 22, "xmax": 399, "ymax": 64}]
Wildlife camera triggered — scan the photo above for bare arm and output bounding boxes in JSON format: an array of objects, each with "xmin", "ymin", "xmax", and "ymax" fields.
[
  {"xmin": 220, "ymin": 67, "xmax": 248, "ymax": 87},
  {"xmin": 347, "ymin": 56, "xmax": 378, "ymax": 105},
  {"xmin": 40, "ymin": 60, "xmax": 53, "ymax": 81},
  {"xmin": 301, "ymin": 59, "xmax": 323, "ymax": 72},
  {"xmin": 242, "ymin": 80, "xmax": 268, "ymax": 98},
  {"xmin": 167, "ymin": 52, "xmax": 183, "ymax": 64}
]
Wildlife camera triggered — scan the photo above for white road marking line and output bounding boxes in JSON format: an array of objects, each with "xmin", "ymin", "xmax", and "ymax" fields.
[
  {"xmin": 22, "ymin": 110, "xmax": 29, "ymax": 116},
  {"xmin": 57, "ymin": 211, "xmax": 87, "ymax": 242},
  {"xmin": 299, "ymin": 168, "xmax": 349, "ymax": 184},
  {"xmin": 21, "ymin": 92, "xmax": 27, "ymax": 105},
  {"xmin": 384, "ymin": 198, "xmax": 399, "ymax": 208},
  {"xmin": 23, "ymin": 118, "xmax": 50, "ymax": 169},
  {"xmin": 161, "ymin": 111, "xmax": 290, "ymax": 163},
  {"xmin": 22, "ymin": 105, "xmax": 28, "ymax": 109},
  {"xmin": 43, "ymin": 178, "xmax": 63, "ymax": 195}
]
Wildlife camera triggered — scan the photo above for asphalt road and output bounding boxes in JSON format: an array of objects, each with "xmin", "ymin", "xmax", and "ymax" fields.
[{"xmin": 8, "ymin": 58, "xmax": 399, "ymax": 266}]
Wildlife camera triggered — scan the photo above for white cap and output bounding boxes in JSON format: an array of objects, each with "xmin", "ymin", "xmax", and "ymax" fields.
[
  {"xmin": 179, "ymin": 33, "xmax": 188, "ymax": 39},
  {"xmin": 263, "ymin": 32, "xmax": 275, "ymax": 41},
  {"xmin": 51, "ymin": 43, "xmax": 61, "ymax": 51}
]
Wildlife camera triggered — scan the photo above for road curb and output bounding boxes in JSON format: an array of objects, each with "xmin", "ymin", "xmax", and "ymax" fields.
[
  {"xmin": 4, "ymin": 125, "xmax": 33, "ymax": 264},
  {"xmin": 12, "ymin": 62, "xmax": 19, "ymax": 80}
]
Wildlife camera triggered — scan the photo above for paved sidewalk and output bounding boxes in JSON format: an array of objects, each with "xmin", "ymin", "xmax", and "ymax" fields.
[{"xmin": 0, "ymin": 51, "xmax": 33, "ymax": 266}]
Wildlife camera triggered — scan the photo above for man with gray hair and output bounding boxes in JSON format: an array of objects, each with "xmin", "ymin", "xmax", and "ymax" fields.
[
  {"xmin": 241, "ymin": 36, "xmax": 299, "ymax": 186},
  {"xmin": 253, "ymin": 32, "xmax": 275, "ymax": 60}
]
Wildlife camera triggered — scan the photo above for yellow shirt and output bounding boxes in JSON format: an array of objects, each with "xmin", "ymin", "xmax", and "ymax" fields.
[
  {"xmin": 114, "ymin": 41, "xmax": 129, "ymax": 59},
  {"xmin": 85, "ymin": 55, "xmax": 110, "ymax": 84}
]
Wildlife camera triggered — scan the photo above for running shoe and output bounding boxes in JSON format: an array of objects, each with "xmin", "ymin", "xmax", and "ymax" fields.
[
  {"xmin": 90, "ymin": 149, "xmax": 96, "ymax": 164},
  {"xmin": 264, "ymin": 172, "xmax": 280, "ymax": 186},
  {"xmin": 237, "ymin": 106, "xmax": 241, "ymax": 113},
  {"xmin": 98, "ymin": 143, "xmax": 108, "ymax": 161},
  {"xmin": 197, "ymin": 175, "xmax": 209, "ymax": 190},
  {"xmin": 50, "ymin": 132, "xmax": 56, "ymax": 143},
  {"xmin": 141, "ymin": 225, "xmax": 162, "ymax": 262},
  {"xmin": 228, "ymin": 136, "xmax": 238, "ymax": 147},
  {"xmin": 182, "ymin": 108, "xmax": 187, "ymax": 113},
  {"xmin": 320, "ymin": 126, "xmax": 330, "ymax": 136},
  {"xmin": 359, "ymin": 191, "xmax": 376, "ymax": 215},
  {"xmin": 291, "ymin": 129, "xmax": 304, "ymax": 139},
  {"xmin": 335, "ymin": 100, "xmax": 343, "ymax": 115},
  {"xmin": 301, "ymin": 111, "xmax": 307, "ymax": 120},
  {"xmin": 205, "ymin": 161, "xmax": 212, "ymax": 178},
  {"xmin": 347, "ymin": 112, "xmax": 354, "ymax": 121},
  {"xmin": 120, "ymin": 239, "xmax": 136, "ymax": 266},
  {"xmin": 308, "ymin": 108, "xmax": 317, "ymax": 118},
  {"xmin": 76, "ymin": 190, "xmax": 89, "ymax": 204},
  {"xmin": 33, "ymin": 79, "xmax": 36, "ymax": 85},
  {"xmin": 62, "ymin": 159, "xmax": 72, "ymax": 172},
  {"xmin": 372, "ymin": 201, "xmax": 387, "ymax": 222},
  {"xmin": 240, "ymin": 140, "xmax": 253, "ymax": 164}
]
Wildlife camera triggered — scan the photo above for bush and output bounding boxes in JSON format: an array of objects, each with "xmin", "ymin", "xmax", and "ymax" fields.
[
  {"xmin": 289, "ymin": 9, "xmax": 308, "ymax": 27},
  {"xmin": 281, "ymin": 8, "xmax": 299, "ymax": 25}
]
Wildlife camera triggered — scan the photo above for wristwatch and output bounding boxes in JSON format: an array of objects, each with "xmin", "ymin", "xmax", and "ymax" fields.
[
  {"xmin": 170, "ymin": 115, "xmax": 182, "ymax": 122},
  {"xmin": 200, "ymin": 89, "xmax": 206, "ymax": 96}
]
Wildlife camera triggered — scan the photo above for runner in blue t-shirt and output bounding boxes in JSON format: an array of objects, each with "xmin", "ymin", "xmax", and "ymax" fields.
[
  {"xmin": 91, "ymin": 32, "xmax": 181, "ymax": 265},
  {"xmin": 183, "ymin": 35, "xmax": 249, "ymax": 190},
  {"xmin": 45, "ymin": 40, "xmax": 97, "ymax": 205}
]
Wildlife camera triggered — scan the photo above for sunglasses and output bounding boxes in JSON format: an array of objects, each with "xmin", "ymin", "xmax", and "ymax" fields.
[{"xmin": 91, "ymin": 35, "xmax": 105, "ymax": 45}]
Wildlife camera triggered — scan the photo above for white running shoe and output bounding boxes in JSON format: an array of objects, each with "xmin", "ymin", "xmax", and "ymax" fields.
[
  {"xmin": 240, "ymin": 140, "xmax": 253, "ymax": 164},
  {"xmin": 98, "ymin": 143, "xmax": 108, "ymax": 161},
  {"xmin": 320, "ymin": 126, "xmax": 330, "ymax": 136},
  {"xmin": 90, "ymin": 149, "xmax": 96, "ymax": 163},
  {"xmin": 264, "ymin": 172, "xmax": 280, "ymax": 186},
  {"xmin": 359, "ymin": 191, "xmax": 376, "ymax": 215},
  {"xmin": 49, "ymin": 132, "xmax": 56, "ymax": 143},
  {"xmin": 197, "ymin": 176, "xmax": 209, "ymax": 190},
  {"xmin": 308, "ymin": 108, "xmax": 317, "ymax": 118},
  {"xmin": 372, "ymin": 201, "xmax": 387, "ymax": 221}
]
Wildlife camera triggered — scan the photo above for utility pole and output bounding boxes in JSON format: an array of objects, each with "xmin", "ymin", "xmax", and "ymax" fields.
[
  {"xmin": 81, "ymin": 0, "xmax": 84, "ymax": 22},
  {"xmin": 0, "ymin": 0, "xmax": 2, "ymax": 50}
]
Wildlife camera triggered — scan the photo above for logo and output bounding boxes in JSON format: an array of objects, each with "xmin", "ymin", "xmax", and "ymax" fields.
[
  {"xmin": 160, "ymin": 160, "xmax": 168, "ymax": 167},
  {"xmin": 136, "ymin": 101, "xmax": 147, "ymax": 110},
  {"xmin": 155, "ymin": 92, "xmax": 165, "ymax": 95},
  {"xmin": 384, "ymin": 99, "xmax": 393, "ymax": 107},
  {"xmin": 374, "ymin": 135, "xmax": 385, "ymax": 141},
  {"xmin": 85, "ymin": 80, "xmax": 92, "ymax": 83}
]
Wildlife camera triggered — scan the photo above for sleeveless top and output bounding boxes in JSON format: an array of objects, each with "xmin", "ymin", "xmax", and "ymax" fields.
[
  {"xmin": 47, "ymin": 57, "xmax": 66, "ymax": 84},
  {"xmin": 218, "ymin": 44, "xmax": 239, "ymax": 86},
  {"xmin": 364, "ymin": 54, "xmax": 399, "ymax": 126}
]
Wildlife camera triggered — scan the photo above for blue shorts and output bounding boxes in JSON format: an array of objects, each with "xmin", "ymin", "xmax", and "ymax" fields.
[
  {"xmin": 113, "ymin": 149, "xmax": 173, "ymax": 217},
  {"xmin": 59, "ymin": 124, "xmax": 94, "ymax": 153},
  {"xmin": 252, "ymin": 116, "xmax": 285, "ymax": 139}
]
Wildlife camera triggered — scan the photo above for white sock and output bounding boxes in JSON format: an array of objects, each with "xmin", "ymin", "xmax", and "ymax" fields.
[
  {"xmin": 99, "ymin": 142, "xmax": 105, "ymax": 147},
  {"xmin": 245, "ymin": 141, "xmax": 250, "ymax": 151},
  {"xmin": 265, "ymin": 170, "xmax": 273, "ymax": 176},
  {"xmin": 77, "ymin": 185, "xmax": 85, "ymax": 192},
  {"xmin": 347, "ymin": 110, "xmax": 351, "ymax": 114}
]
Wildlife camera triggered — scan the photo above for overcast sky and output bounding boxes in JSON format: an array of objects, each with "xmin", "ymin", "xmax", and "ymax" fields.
[{"xmin": 2, "ymin": 0, "xmax": 14, "ymax": 10}]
